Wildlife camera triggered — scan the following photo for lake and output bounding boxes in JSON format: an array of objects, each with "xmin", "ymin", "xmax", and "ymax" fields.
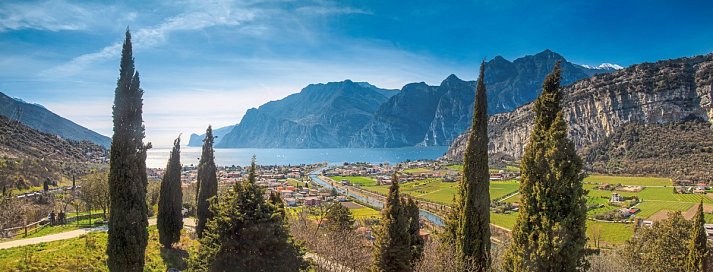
[{"xmin": 146, "ymin": 146, "xmax": 449, "ymax": 168}]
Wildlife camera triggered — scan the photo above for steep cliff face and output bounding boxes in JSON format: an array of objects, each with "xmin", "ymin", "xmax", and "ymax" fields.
[
  {"xmin": 349, "ymin": 82, "xmax": 443, "ymax": 147},
  {"xmin": 421, "ymin": 75, "xmax": 477, "ymax": 146},
  {"xmin": 217, "ymin": 80, "xmax": 395, "ymax": 148},
  {"xmin": 354, "ymin": 50, "xmax": 613, "ymax": 147},
  {"xmin": 420, "ymin": 50, "xmax": 611, "ymax": 146},
  {"xmin": 445, "ymin": 54, "xmax": 713, "ymax": 166}
]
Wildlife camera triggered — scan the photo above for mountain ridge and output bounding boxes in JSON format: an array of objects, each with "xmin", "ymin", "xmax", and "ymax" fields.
[
  {"xmin": 0, "ymin": 91, "xmax": 111, "ymax": 147},
  {"xmin": 444, "ymin": 53, "xmax": 713, "ymax": 179}
]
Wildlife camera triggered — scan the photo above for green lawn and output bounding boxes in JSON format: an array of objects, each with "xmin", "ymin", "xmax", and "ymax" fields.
[
  {"xmin": 332, "ymin": 176, "xmax": 377, "ymax": 187},
  {"xmin": 0, "ymin": 226, "xmax": 198, "ymax": 271},
  {"xmin": 584, "ymin": 175, "xmax": 671, "ymax": 186}
]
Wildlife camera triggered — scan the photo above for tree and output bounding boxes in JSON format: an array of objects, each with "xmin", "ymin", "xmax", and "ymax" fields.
[
  {"xmin": 158, "ymin": 136, "xmax": 183, "ymax": 248},
  {"xmin": 503, "ymin": 62, "xmax": 588, "ymax": 271},
  {"xmin": 188, "ymin": 157, "xmax": 306, "ymax": 271},
  {"xmin": 196, "ymin": 126, "xmax": 218, "ymax": 238},
  {"xmin": 621, "ymin": 211, "xmax": 691, "ymax": 271},
  {"xmin": 445, "ymin": 60, "xmax": 491, "ymax": 271},
  {"xmin": 324, "ymin": 202, "xmax": 355, "ymax": 232},
  {"xmin": 404, "ymin": 195, "xmax": 424, "ymax": 266},
  {"xmin": 686, "ymin": 201, "xmax": 708, "ymax": 271},
  {"xmin": 78, "ymin": 171, "xmax": 110, "ymax": 219},
  {"xmin": 107, "ymin": 29, "xmax": 150, "ymax": 272},
  {"xmin": 372, "ymin": 173, "xmax": 411, "ymax": 272}
]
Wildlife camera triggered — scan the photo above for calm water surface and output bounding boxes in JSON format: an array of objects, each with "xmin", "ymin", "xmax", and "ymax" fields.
[{"xmin": 146, "ymin": 146, "xmax": 448, "ymax": 168}]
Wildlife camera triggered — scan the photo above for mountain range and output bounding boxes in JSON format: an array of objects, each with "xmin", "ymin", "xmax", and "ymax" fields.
[
  {"xmin": 0, "ymin": 91, "xmax": 111, "ymax": 147},
  {"xmin": 204, "ymin": 50, "xmax": 615, "ymax": 148},
  {"xmin": 444, "ymin": 53, "xmax": 713, "ymax": 180}
]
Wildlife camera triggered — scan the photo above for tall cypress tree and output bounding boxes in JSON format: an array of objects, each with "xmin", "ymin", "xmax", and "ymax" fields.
[
  {"xmin": 372, "ymin": 173, "xmax": 411, "ymax": 272},
  {"xmin": 504, "ymin": 62, "xmax": 588, "ymax": 271},
  {"xmin": 686, "ymin": 201, "xmax": 708, "ymax": 271},
  {"xmin": 157, "ymin": 136, "xmax": 183, "ymax": 248},
  {"xmin": 107, "ymin": 29, "xmax": 150, "ymax": 271},
  {"xmin": 188, "ymin": 157, "xmax": 306, "ymax": 271},
  {"xmin": 404, "ymin": 196, "xmax": 424, "ymax": 266},
  {"xmin": 450, "ymin": 60, "xmax": 491, "ymax": 270},
  {"xmin": 196, "ymin": 126, "xmax": 217, "ymax": 238}
]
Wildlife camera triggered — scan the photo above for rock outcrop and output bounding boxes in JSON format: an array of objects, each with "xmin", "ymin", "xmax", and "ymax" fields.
[{"xmin": 444, "ymin": 54, "xmax": 713, "ymax": 165}]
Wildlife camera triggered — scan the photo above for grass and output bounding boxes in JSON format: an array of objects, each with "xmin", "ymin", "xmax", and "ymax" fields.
[
  {"xmin": 490, "ymin": 212, "xmax": 518, "ymax": 230},
  {"xmin": 445, "ymin": 165, "xmax": 463, "ymax": 171},
  {"xmin": 403, "ymin": 168, "xmax": 431, "ymax": 174},
  {"xmin": 363, "ymin": 179, "xmax": 519, "ymax": 205},
  {"xmin": 350, "ymin": 207, "xmax": 380, "ymax": 219},
  {"xmin": 587, "ymin": 221, "xmax": 635, "ymax": 246},
  {"xmin": 332, "ymin": 176, "xmax": 377, "ymax": 187},
  {"xmin": 634, "ymin": 201, "xmax": 695, "ymax": 219},
  {"xmin": 11, "ymin": 218, "xmax": 103, "ymax": 240},
  {"xmin": 0, "ymin": 226, "xmax": 198, "ymax": 271},
  {"xmin": 285, "ymin": 178, "xmax": 303, "ymax": 187},
  {"xmin": 584, "ymin": 175, "xmax": 671, "ymax": 186}
]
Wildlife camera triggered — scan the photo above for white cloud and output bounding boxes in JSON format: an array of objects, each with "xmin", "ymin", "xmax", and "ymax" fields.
[
  {"xmin": 0, "ymin": 0, "xmax": 92, "ymax": 32},
  {"xmin": 296, "ymin": 6, "xmax": 372, "ymax": 15},
  {"xmin": 41, "ymin": 1, "xmax": 258, "ymax": 77}
]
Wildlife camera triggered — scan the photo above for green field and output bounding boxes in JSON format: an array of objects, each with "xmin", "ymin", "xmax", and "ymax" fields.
[
  {"xmin": 584, "ymin": 175, "xmax": 671, "ymax": 186},
  {"xmin": 634, "ymin": 201, "xmax": 695, "ymax": 218},
  {"xmin": 0, "ymin": 226, "xmax": 197, "ymax": 271},
  {"xmin": 362, "ymin": 179, "xmax": 519, "ymax": 205},
  {"xmin": 332, "ymin": 176, "xmax": 377, "ymax": 187},
  {"xmin": 490, "ymin": 212, "xmax": 518, "ymax": 229},
  {"xmin": 350, "ymin": 207, "xmax": 380, "ymax": 219},
  {"xmin": 587, "ymin": 221, "xmax": 635, "ymax": 246},
  {"xmin": 403, "ymin": 168, "xmax": 431, "ymax": 173}
]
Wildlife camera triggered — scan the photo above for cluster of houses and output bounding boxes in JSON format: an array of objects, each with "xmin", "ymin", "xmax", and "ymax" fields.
[
  {"xmin": 271, "ymin": 184, "xmax": 345, "ymax": 207},
  {"xmin": 674, "ymin": 182, "xmax": 710, "ymax": 194}
]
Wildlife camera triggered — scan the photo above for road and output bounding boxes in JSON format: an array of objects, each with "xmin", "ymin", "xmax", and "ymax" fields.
[{"xmin": 0, "ymin": 218, "xmax": 196, "ymax": 250}]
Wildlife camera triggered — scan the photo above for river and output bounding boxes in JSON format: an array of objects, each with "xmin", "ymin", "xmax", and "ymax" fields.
[{"xmin": 308, "ymin": 168, "xmax": 444, "ymax": 226}]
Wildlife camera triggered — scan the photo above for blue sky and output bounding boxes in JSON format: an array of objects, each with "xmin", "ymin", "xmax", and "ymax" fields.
[{"xmin": 1, "ymin": 0, "xmax": 712, "ymax": 147}]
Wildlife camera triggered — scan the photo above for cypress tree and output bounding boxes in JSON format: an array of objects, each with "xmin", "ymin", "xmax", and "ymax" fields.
[
  {"xmin": 451, "ymin": 60, "xmax": 491, "ymax": 270},
  {"xmin": 188, "ymin": 157, "xmax": 306, "ymax": 271},
  {"xmin": 685, "ymin": 201, "xmax": 708, "ymax": 271},
  {"xmin": 107, "ymin": 29, "xmax": 150, "ymax": 271},
  {"xmin": 503, "ymin": 62, "xmax": 588, "ymax": 271},
  {"xmin": 404, "ymin": 196, "xmax": 424, "ymax": 266},
  {"xmin": 157, "ymin": 136, "xmax": 183, "ymax": 248},
  {"xmin": 372, "ymin": 173, "xmax": 411, "ymax": 272},
  {"xmin": 325, "ymin": 202, "xmax": 355, "ymax": 232},
  {"xmin": 195, "ymin": 126, "xmax": 218, "ymax": 238}
]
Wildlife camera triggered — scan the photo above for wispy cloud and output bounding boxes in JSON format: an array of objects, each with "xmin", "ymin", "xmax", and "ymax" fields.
[
  {"xmin": 296, "ymin": 6, "xmax": 372, "ymax": 15},
  {"xmin": 0, "ymin": 0, "xmax": 92, "ymax": 32},
  {"xmin": 41, "ymin": 1, "xmax": 258, "ymax": 77}
]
